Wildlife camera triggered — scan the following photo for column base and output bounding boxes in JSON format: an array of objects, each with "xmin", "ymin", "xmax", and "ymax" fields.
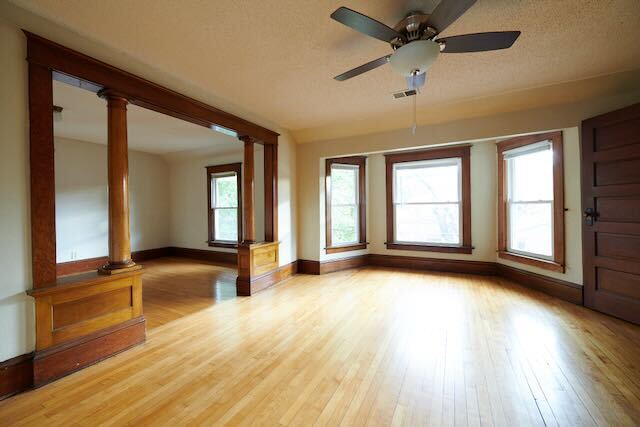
[{"xmin": 98, "ymin": 262, "xmax": 142, "ymax": 275}]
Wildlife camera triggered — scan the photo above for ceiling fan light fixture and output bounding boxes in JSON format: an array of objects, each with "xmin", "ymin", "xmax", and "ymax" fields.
[{"xmin": 389, "ymin": 40, "xmax": 440, "ymax": 76}]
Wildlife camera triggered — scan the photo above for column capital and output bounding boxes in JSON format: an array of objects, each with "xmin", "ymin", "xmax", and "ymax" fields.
[
  {"xmin": 238, "ymin": 135, "xmax": 261, "ymax": 145},
  {"xmin": 97, "ymin": 88, "xmax": 129, "ymax": 104}
]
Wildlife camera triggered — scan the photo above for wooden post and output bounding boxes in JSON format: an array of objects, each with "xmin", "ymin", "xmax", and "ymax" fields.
[
  {"xmin": 98, "ymin": 89, "xmax": 139, "ymax": 274},
  {"xmin": 240, "ymin": 136, "xmax": 256, "ymax": 243}
]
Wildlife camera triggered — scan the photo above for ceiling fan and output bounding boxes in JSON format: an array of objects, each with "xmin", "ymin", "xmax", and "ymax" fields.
[{"xmin": 331, "ymin": 0, "xmax": 520, "ymax": 91}]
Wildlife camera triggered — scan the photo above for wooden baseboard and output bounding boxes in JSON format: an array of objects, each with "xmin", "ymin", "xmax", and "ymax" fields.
[
  {"xmin": 369, "ymin": 254, "xmax": 498, "ymax": 275},
  {"xmin": 236, "ymin": 260, "xmax": 298, "ymax": 296},
  {"xmin": 56, "ymin": 247, "xmax": 172, "ymax": 276},
  {"xmin": 33, "ymin": 317, "xmax": 146, "ymax": 387},
  {"xmin": 0, "ymin": 353, "xmax": 33, "ymax": 401},
  {"xmin": 297, "ymin": 254, "xmax": 580, "ymax": 305},
  {"xmin": 496, "ymin": 263, "xmax": 583, "ymax": 305},
  {"xmin": 169, "ymin": 247, "xmax": 237, "ymax": 265}
]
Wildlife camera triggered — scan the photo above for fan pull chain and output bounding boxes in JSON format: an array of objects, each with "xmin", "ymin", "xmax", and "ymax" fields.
[{"xmin": 412, "ymin": 94, "xmax": 417, "ymax": 135}]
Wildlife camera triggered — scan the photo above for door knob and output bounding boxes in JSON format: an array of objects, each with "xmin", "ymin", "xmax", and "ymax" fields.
[{"xmin": 584, "ymin": 208, "xmax": 597, "ymax": 225}]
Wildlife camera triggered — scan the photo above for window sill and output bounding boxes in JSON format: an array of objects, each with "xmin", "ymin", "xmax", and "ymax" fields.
[
  {"xmin": 385, "ymin": 242, "xmax": 473, "ymax": 254},
  {"xmin": 207, "ymin": 241, "xmax": 238, "ymax": 249},
  {"xmin": 325, "ymin": 243, "xmax": 367, "ymax": 254},
  {"xmin": 498, "ymin": 251, "xmax": 564, "ymax": 273}
]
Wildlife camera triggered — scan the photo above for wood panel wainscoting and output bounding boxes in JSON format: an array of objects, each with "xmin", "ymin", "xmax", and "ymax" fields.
[
  {"xmin": 237, "ymin": 241, "xmax": 281, "ymax": 296},
  {"xmin": 297, "ymin": 254, "xmax": 582, "ymax": 305},
  {"xmin": 27, "ymin": 269, "xmax": 145, "ymax": 386}
]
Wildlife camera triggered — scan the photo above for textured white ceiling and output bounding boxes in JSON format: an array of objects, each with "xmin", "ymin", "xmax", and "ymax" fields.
[
  {"xmin": 13, "ymin": 0, "xmax": 640, "ymax": 142},
  {"xmin": 53, "ymin": 80, "xmax": 241, "ymax": 155}
]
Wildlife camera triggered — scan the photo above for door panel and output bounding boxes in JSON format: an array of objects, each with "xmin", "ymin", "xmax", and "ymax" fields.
[{"xmin": 582, "ymin": 103, "xmax": 640, "ymax": 324}]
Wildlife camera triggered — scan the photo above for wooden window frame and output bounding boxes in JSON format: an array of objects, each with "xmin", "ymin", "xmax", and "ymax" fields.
[
  {"xmin": 206, "ymin": 163, "xmax": 242, "ymax": 248},
  {"xmin": 385, "ymin": 146, "xmax": 472, "ymax": 254},
  {"xmin": 325, "ymin": 156, "xmax": 367, "ymax": 254},
  {"xmin": 497, "ymin": 131, "xmax": 565, "ymax": 272}
]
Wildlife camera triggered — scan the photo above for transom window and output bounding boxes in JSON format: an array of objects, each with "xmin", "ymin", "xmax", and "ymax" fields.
[
  {"xmin": 497, "ymin": 131, "xmax": 564, "ymax": 272},
  {"xmin": 206, "ymin": 163, "xmax": 242, "ymax": 247},
  {"xmin": 325, "ymin": 157, "xmax": 367, "ymax": 254},
  {"xmin": 385, "ymin": 146, "xmax": 472, "ymax": 254}
]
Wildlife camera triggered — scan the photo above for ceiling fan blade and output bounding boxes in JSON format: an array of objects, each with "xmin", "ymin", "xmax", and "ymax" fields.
[
  {"xmin": 334, "ymin": 55, "xmax": 391, "ymax": 81},
  {"xmin": 439, "ymin": 31, "xmax": 521, "ymax": 53},
  {"xmin": 427, "ymin": 0, "xmax": 477, "ymax": 34},
  {"xmin": 331, "ymin": 7, "xmax": 402, "ymax": 43}
]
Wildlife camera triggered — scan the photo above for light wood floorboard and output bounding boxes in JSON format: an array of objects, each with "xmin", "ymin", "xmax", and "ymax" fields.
[{"xmin": 1, "ymin": 260, "xmax": 640, "ymax": 426}]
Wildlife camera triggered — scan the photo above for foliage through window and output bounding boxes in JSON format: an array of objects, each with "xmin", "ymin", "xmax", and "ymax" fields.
[
  {"xmin": 385, "ymin": 146, "xmax": 472, "ymax": 254},
  {"xmin": 207, "ymin": 163, "xmax": 241, "ymax": 247},
  {"xmin": 325, "ymin": 157, "xmax": 366, "ymax": 253},
  {"xmin": 393, "ymin": 158, "xmax": 461, "ymax": 245}
]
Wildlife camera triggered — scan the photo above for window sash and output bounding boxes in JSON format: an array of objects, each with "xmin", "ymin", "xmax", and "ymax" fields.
[
  {"xmin": 505, "ymin": 145, "xmax": 554, "ymax": 259},
  {"xmin": 211, "ymin": 173, "xmax": 238, "ymax": 209},
  {"xmin": 392, "ymin": 157, "xmax": 463, "ymax": 245},
  {"xmin": 330, "ymin": 164, "xmax": 360, "ymax": 245},
  {"xmin": 212, "ymin": 207, "xmax": 238, "ymax": 242}
]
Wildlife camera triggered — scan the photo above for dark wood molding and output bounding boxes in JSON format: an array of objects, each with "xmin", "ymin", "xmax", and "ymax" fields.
[
  {"xmin": 369, "ymin": 254, "xmax": 497, "ymax": 275},
  {"xmin": 297, "ymin": 255, "xmax": 369, "ymax": 275},
  {"xmin": 206, "ymin": 162, "xmax": 242, "ymax": 246},
  {"xmin": 384, "ymin": 243, "xmax": 473, "ymax": 254},
  {"xmin": 33, "ymin": 317, "xmax": 145, "ymax": 387},
  {"xmin": 325, "ymin": 156, "xmax": 367, "ymax": 252},
  {"xmin": 25, "ymin": 31, "xmax": 278, "ymax": 143},
  {"xmin": 497, "ymin": 251, "xmax": 564, "ymax": 273},
  {"xmin": 496, "ymin": 131, "xmax": 565, "ymax": 272},
  {"xmin": 264, "ymin": 143, "xmax": 278, "ymax": 242},
  {"xmin": 239, "ymin": 136, "xmax": 256, "ymax": 243},
  {"xmin": 169, "ymin": 247, "xmax": 237, "ymax": 265},
  {"xmin": 496, "ymin": 263, "xmax": 582, "ymax": 305},
  {"xmin": 56, "ymin": 247, "xmax": 172, "ymax": 276},
  {"xmin": 385, "ymin": 146, "xmax": 472, "ymax": 253},
  {"xmin": 236, "ymin": 260, "xmax": 297, "ymax": 296},
  {"xmin": 297, "ymin": 259, "xmax": 321, "ymax": 275},
  {"xmin": 325, "ymin": 243, "xmax": 368, "ymax": 254},
  {"xmin": 28, "ymin": 62, "xmax": 56, "ymax": 288},
  {"xmin": 0, "ymin": 353, "xmax": 33, "ymax": 401}
]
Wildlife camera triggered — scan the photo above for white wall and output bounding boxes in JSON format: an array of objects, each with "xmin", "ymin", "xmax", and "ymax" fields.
[
  {"xmin": 55, "ymin": 137, "xmax": 171, "ymax": 262},
  {"xmin": 167, "ymin": 146, "xmax": 265, "ymax": 254},
  {"xmin": 0, "ymin": 16, "xmax": 33, "ymax": 363}
]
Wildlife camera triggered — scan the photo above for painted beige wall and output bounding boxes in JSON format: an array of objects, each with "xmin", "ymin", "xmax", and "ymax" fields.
[
  {"xmin": 167, "ymin": 147, "xmax": 265, "ymax": 254},
  {"xmin": 55, "ymin": 137, "xmax": 171, "ymax": 262},
  {"xmin": 298, "ymin": 92, "xmax": 640, "ymax": 286}
]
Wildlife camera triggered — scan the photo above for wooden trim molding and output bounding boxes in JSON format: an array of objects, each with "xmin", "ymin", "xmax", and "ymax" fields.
[
  {"xmin": 206, "ymin": 162, "xmax": 242, "ymax": 247},
  {"xmin": 0, "ymin": 353, "xmax": 33, "ymax": 401},
  {"xmin": 368, "ymin": 254, "xmax": 496, "ymax": 275},
  {"xmin": 236, "ymin": 260, "xmax": 297, "ymax": 296},
  {"xmin": 325, "ymin": 156, "xmax": 367, "ymax": 254},
  {"xmin": 496, "ymin": 131, "xmax": 565, "ymax": 272},
  {"xmin": 385, "ymin": 145, "xmax": 472, "ymax": 254},
  {"xmin": 56, "ymin": 247, "xmax": 172, "ymax": 276},
  {"xmin": 296, "ymin": 254, "xmax": 581, "ymax": 305},
  {"xmin": 33, "ymin": 317, "xmax": 145, "ymax": 387},
  {"xmin": 496, "ymin": 264, "xmax": 582, "ymax": 305},
  {"xmin": 169, "ymin": 247, "xmax": 237, "ymax": 265}
]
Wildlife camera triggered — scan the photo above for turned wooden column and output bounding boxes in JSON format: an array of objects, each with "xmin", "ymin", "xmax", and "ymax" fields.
[
  {"xmin": 239, "ymin": 136, "xmax": 256, "ymax": 243},
  {"xmin": 98, "ymin": 89, "xmax": 139, "ymax": 274}
]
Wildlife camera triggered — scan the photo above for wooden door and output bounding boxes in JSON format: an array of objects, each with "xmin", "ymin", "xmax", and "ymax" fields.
[{"xmin": 582, "ymin": 103, "xmax": 640, "ymax": 324}]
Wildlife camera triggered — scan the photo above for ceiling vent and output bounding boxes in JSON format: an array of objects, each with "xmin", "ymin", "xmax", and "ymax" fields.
[{"xmin": 392, "ymin": 89, "xmax": 417, "ymax": 99}]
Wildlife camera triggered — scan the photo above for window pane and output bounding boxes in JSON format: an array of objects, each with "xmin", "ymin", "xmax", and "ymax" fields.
[
  {"xmin": 331, "ymin": 166, "xmax": 358, "ymax": 205},
  {"xmin": 509, "ymin": 149, "xmax": 553, "ymax": 201},
  {"xmin": 395, "ymin": 204, "xmax": 460, "ymax": 245},
  {"xmin": 215, "ymin": 208, "xmax": 238, "ymax": 241},
  {"xmin": 332, "ymin": 205, "xmax": 358, "ymax": 245},
  {"xmin": 215, "ymin": 175, "xmax": 238, "ymax": 208},
  {"xmin": 508, "ymin": 202, "xmax": 552, "ymax": 257},
  {"xmin": 395, "ymin": 161, "xmax": 459, "ymax": 203}
]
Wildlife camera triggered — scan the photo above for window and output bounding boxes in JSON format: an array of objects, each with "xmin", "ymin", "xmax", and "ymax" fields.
[
  {"xmin": 325, "ymin": 157, "xmax": 366, "ymax": 254},
  {"xmin": 385, "ymin": 146, "xmax": 472, "ymax": 253},
  {"xmin": 497, "ymin": 131, "xmax": 564, "ymax": 272},
  {"xmin": 206, "ymin": 163, "xmax": 242, "ymax": 248}
]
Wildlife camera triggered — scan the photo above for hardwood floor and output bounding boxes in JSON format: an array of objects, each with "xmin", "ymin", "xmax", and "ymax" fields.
[
  {"xmin": 2, "ymin": 263, "xmax": 640, "ymax": 426},
  {"xmin": 141, "ymin": 257, "xmax": 237, "ymax": 329}
]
